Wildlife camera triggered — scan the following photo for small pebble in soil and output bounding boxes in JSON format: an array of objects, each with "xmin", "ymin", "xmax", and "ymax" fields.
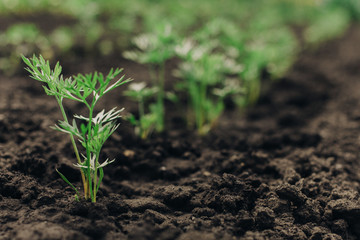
[{"xmin": 123, "ymin": 149, "xmax": 135, "ymax": 159}]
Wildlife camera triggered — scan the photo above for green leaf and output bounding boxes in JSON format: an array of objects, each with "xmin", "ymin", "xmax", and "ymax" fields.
[
  {"xmin": 165, "ymin": 92, "xmax": 178, "ymax": 103},
  {"xmin": 80, "ymin": 123, "xmax": 87, "ymax": 136},
  {"xmin": 52, "ymin": 119, "xmax": 84, "ymax": 140},
  {"xmin": 56, "ymin": 169, "xmax": 80, "ymax": 201},
  {"xmin": 96, "ymin": 167, "xmax": 104, "ymax": 194},
  {"xmin": 127, "ymin": 114, "xmax": 138, "ymax": 125}
]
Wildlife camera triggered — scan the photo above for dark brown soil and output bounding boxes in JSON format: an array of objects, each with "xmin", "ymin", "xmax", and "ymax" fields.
[{"xmin": 1, "ymin": 21, "xmax": 360, "ymax": 240}]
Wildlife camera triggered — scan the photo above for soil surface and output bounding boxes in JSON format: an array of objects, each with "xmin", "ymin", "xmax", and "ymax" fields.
[{"xmin": 1, "ymin": 21, "xmax": 360, "ymax": 240}]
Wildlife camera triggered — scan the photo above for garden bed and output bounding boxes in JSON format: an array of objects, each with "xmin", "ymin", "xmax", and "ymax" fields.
[{"xmin": 1, "ymin": 21, "xmax": 360, "ymax": 239}]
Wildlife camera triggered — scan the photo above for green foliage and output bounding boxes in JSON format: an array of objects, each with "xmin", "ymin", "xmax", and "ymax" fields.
[
  {"xmin": 1, "ymin": 0, "xmax": 357, "ymax": 76},
  {"xmin": 190, "ymin": 16, "xmax": 297, "ymax": 107},
  {"xmin": 0, "ymin": 24, "xmax": 51, "ymax": 75},
  {"xmin": 6, "ymin": 0, "xmax": 359, "ymax": 137},
  {"xmin": 50, "ymin": 27, "xmax": 75, "ymax": 52},
  {"xmin": 175, "ymin": 40, "xmax": 243, "ymax": 134},
  {"xmin": 22, "ymin": 54, "xmax": 131, "ymax": 202},
  {"xmin": 124, "ymin": 82, "xmax": 158, "ymax": 139},
  {"xmin": 305, "ymin": 8, "xmax": 350, "ymax": 45},
  {"xmin": 241, "ymin": 26, "xmax": 298, "ymax": 105},
  {"xmin": 328, "ymin": 0, "xmax": 360, "ymax": 20},
  {"xmin": 123, "ymin": 23, "xmax": 177, "ymax": 65},
  {"xmin": 124, "ymin": 23, "xmax": 177, "ymax": 133}
]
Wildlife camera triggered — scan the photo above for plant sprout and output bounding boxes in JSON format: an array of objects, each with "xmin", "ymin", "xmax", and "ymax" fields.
[
  {"xmin": 22, "ymin": 55, "xmax": 131, "ymax": 202},
  {"xmin": 175, "ymin": 39, "xmax": 243, "ymax": 134},
  {"xmin": 236, "ymin": 24, "xmax": 297, "ymax": 106},
  {"xmin": 0, "ymin": 24, "xmax": 51, "ymax": 75},
  {"xmin": 304, "ymin": 7, "xmax": 350, "ymax": 46},
  {"xmin": 123, "ymin": 23, "xmax": 177, "ymax": 133},
  {"xmin": 124, "ymin": 82, "xmax": 158, "ymax": 139}
]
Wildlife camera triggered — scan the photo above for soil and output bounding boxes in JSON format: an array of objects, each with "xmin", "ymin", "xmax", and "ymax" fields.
[{"xmin": 1, "ymin": 19, "xmax": 360, "ymax": 239}]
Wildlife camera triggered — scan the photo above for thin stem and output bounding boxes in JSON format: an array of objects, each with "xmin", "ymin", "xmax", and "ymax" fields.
[
  {"xmin": 149, "ymin": 64, "xmax": 165, "ymax": 132},
  {"xmin": 139, "ymin": 96, "xmax": 145, "ymax": 138},
  {"xmin": 56, "ymin": 98, "xmax": 81, "ymax": 163},
  {"xmin": 93, "ymin": 154, "xmax": 99, "ymax": 203},
  {"xmin": 56, "ymin": 97, "xmax": 88, "ymax": 199},
  {"xmin": 93, "ymin": 149, "xmax": 103, "ymax": 203},
  {"xmin": 86, "ymin": 104, "xmax": 94, "ymax": 202},
  {"xmin": 189, "ymin": 78, "xmax": 199, "ymax": 129},
  {"xmin": 149, "ymin": 66, "xmax": 157, "ymax": 86},
  {"xmin": 199, "ymin": 65, "xmax": 207, "ymax": 132},
  {"xmin": 157, "ymin": 63, "xmax": 165, "ymax": 132}
]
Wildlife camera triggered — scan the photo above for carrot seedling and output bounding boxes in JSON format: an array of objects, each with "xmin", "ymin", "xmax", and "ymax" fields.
[
  {"xmin": 123, "ymin": 23, "xmax": 177, "ymax": 133},
  {"xmin": 124, "ymin": 82, "xmax": 159, "ymax": 139},
  {"xmin": 22, "ymin": 55, "xmax": 131, "ymax": 202},
  {"xmin": 175, "ymin": 40, "xmax": 243, "ymax": 134}
]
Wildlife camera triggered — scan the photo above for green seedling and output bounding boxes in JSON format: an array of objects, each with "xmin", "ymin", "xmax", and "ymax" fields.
[
  {"xmin": 22, "ymin": 54, "xmax": 131, "ymax": 202},
  {"xmin": 0, "ymin": 24, "xmax": 51, "ymax": 75},
  {"xmin": 175, "ymin": 39, "xmax": 243, "ymax": 134},
  {"xmin": 123, "ymin": 23, "xmax": 177, "ymax": 133},
  {"xmin": 329, "ymin": 0, "xmax": 360, "ymax": 20},
  {"xmin": 124, "ymin": 82, "xmax": 158, "ymax": 139},
  {"xmin": 304, "ymin": 7, "xmax": 350, "ymax": 46},
  {"xmin": 50, "ymin": 27, "xmax": 75, "ymax": 53},
  {"xmin": 239, "ymin": 26, "xmax": 297, "ymax": 106}
]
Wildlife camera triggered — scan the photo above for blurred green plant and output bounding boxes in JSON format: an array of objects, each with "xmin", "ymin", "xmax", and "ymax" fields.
[
  {"xmin": 50, "ymin": 27, "xmax": 75, "ymax": 53},
  {"xmin": 123, "ymin": 23, "xmax": 177, "ymax": 133},
  {"xmin": 328, "ymin": 0, "xmax": 360, "ymax": 20},
  {"xmin": 240, "ymin": 26, "xmax": 298, "ymax": 105},
  {"xmin": 304, "ymin": 7, "xmax": 350, "ymax": 46},
  {"xmin": 175, "ymin": 39, "xmax": 243, "ymax": 134},
  {"xmin": 2, "ymin": 0, "xmax": 358, "ymax": 137},
  {"xmin": 124, "ymin": 82, "xmax": 159, "ymax": 139},
  {"xmin": 0, "ymin": 24, "xmax": 51, "ymax": 75},
  {"xmin": 191, "ymin": 17, "xmax": 297, "ymax": 107}
]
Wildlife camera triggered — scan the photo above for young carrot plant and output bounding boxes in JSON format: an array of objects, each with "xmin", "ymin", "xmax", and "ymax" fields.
[
  {"xmin": 124, "ymin": 82, "xmax": 158, "ymax": 139},
  {"xmin": 237, "ymin": 25, "xmax": 297, "ymax": 106},
  {"xmin": 22, "ymin": 54, "xmax": 131, "ymax": 202},
  {"xmin": 304, "ymin": 7, "xmax": 350, "ymax": 46},
  {"xmin": 123, "ymin": 23, "xmax": 177, "ymax": 133},
  {"xmin": 0, "ymin": 24, "xmax": 51, "ymax": 75},
  {"xmin": 175, "ymin": 40, "xmax": 243, "ymax": 134}
]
